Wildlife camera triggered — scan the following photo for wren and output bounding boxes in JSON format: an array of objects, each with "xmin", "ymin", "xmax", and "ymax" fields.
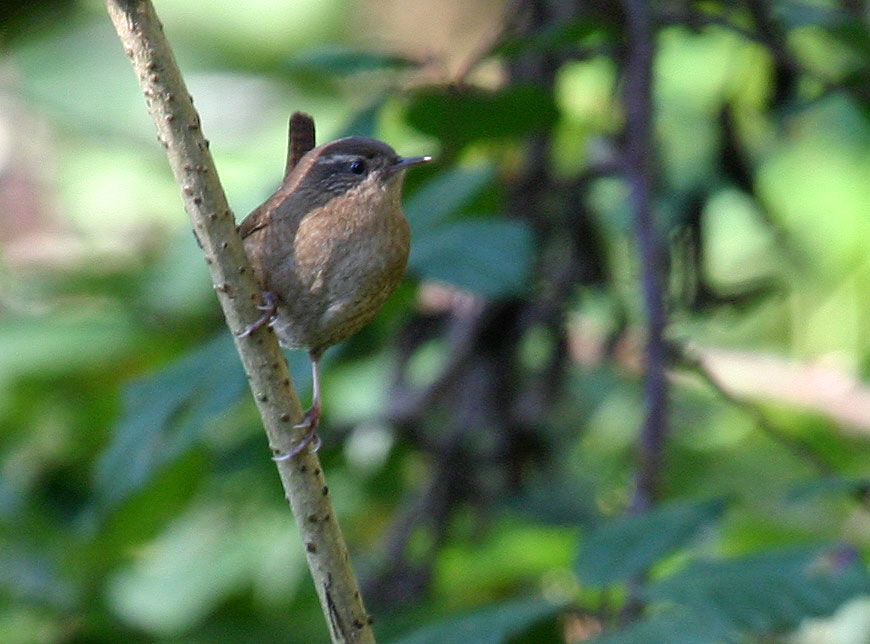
[{"xmin": 238, "ymin": 114, "xmax": 430, "ymax": 459}]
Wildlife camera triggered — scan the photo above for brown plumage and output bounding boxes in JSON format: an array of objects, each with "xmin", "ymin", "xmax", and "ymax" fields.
[{"xmin": 239, "ymin": 133, "xmax": 430, "ymax": 458}]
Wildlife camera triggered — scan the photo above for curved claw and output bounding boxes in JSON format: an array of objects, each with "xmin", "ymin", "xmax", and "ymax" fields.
[
  {"xmin": 271, "ymin": 429, "xmax": 319, "ymax": 461},
  {"xmin": 270, "ymin": 358, "xmax": 323, "ymax": 461},
  {"xmin": 237, "ymin": 291, "xmax": 278, "ymax": 338},
  {"xmin": 272, "ymin": 405, "xmax": 321, "ymax": 461},
  {"xmin": 292, "ymin": 405, "xmax": 321, "ymax": 431}
]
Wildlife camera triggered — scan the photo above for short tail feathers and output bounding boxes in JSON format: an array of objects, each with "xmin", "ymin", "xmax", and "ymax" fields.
[{"xmin": 286, "ymin": 112, "xmax": 316, "ymax": 179}]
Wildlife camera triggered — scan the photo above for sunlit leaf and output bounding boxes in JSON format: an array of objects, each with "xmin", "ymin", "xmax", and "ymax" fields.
[
  {"xmin": 0, "ymin": 314, "xmax": 137, "ymax": 384},
  {"xmin": 576, "ymin": 498, "xmax": 727, "ymax": 586},
  {"xmin": 105, "ymin": 504, "xmax": 304, "ymax": 636}
]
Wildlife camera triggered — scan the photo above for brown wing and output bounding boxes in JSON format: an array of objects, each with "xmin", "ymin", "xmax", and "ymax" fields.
[
  {"xmin": 238, "ymin": 202, "xmax": 269, "ymax": 239},
  {"xmin": 239, "ymin": 112, "xmax": 316, "ymax": 240},
  {"xmin": 238, "ymin": 140, "xmax": 325, "ymax": 242}
]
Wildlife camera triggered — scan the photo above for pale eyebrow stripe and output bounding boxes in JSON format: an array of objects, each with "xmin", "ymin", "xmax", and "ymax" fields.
[{"xmin": 318, "ymin": 154, "xmax": 360, "ymax": 164}]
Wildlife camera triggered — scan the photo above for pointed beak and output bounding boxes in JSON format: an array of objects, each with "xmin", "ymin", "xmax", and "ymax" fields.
[{"xmin": 390, "ymin": 155, "xmax": 432, "ymax": 173}]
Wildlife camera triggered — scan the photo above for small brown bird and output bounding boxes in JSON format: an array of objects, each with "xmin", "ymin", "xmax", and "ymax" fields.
[{"xmin": 239, "ymin": 128, "xmax": 430, "ymax": 459}]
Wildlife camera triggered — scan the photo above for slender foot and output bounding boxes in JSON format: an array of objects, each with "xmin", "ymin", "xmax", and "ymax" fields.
[
  {"xmin": 272, "ymin": 404, "xmax": 321, "ymax": 461},
  {"xmin": 237, "ymin": 291, "xmax": 278, "ymax": 338},
  {"xmin": 272, "ymin": 356, "xmax": 323, "ymax": 461}
]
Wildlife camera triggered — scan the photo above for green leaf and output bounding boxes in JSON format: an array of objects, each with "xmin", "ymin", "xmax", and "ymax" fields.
[
  {"xmin": 588, "ymin": 546, "xmax": 870, "ymax": 644},
  {"xmin": 409, "ymin": 219, "xmax": 534, "ymax": 298},
  {"xmin": 405, "ymin": 166, "xmax": 496, "ymax": 235},
  {"xmin": 576, "ymin": 498, "xmax": 727, "ymax": 586},
  {"xmin": 288, "ymin": 45, "xmax": 416, "ymax": 76},
  {"xmin": 93, "ymin": 334, "xmax": 247, "ymax": 508},
  {"xmin": 94, "ymin": 334, "xmax": 315, "ymax": 508},
  {"xmin": 388, "ymin": 598, "xmax": 561, "ymax": 644},
  {"xmin": 646, "ymin": 545, "xmax": 870, "ymax": 637},
  {"xmin": 406, "ymin": 85, "xmax": 558, "ymax": 145}
]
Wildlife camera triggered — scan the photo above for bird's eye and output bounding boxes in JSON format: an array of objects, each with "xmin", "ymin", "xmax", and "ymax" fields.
[{"xmin": 349, "ymin": 160, "xmax": 366, "ymax": 175}]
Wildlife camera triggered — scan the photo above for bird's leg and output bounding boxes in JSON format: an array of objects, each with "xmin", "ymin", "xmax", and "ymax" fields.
[
  {"xmin": 237, "ymin": 291, "xmax": 278, "ymax": 338},
  {"xmin": 273, "ymin": 355, "xmax": 322, "ymax": 460}
]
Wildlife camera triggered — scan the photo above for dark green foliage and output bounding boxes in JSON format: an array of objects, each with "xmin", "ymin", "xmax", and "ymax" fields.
[
  {"xmin": 581, "ymin": 546, "xmax": 870, "ymax": 644},
  {"xmin": 504, "ymin": 473, "xmax": 600, "ymax": 527},
  {"xmin": 388, "ymin": 598, "xmax": 562, "ymax": 644},
  {"xmin": 338, "ymin": 97, "xmax": 387, "ymax": 138},
  {"xmin": 409, "ymin": 219, "xmax": 534, "ymax": 298},
  {"xmin": 404, "ymin": 166, "xmax": 533, "ymax": 296},
  {"xmin": 640, "ymin": 546, "xmax": 870, "ymax": 642},
  {"xmin": 406, "ymin": 85, "xmax": 559, "ymax": 145},
  {"xmin": 404, "ymin": 166, "xmax": 496, "ymax": 234},
  {"xmin": 93, "ymin": 334, "xmax": 247, "ymax": 508},
  {"xmin": 576, "ymin": 498, "xmax": 727, "ymax": 586},
  {"xmin": 92, "ymin": 336, "xmax": 313, "ymax": 509},
  {"xmin": 587, "ymin": 609, "xmax": 725, "ymax": 644}
]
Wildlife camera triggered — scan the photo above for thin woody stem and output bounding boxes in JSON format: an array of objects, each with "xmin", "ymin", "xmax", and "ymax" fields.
[
  {"xmin": 103, "ymin": 2, "xmax": 375, "ymax": 642},
  {"xmin": 621, "ymin": 0, "xmax": 669, "ymax": 514}
]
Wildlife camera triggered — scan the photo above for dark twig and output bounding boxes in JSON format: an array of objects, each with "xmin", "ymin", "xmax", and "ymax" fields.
[
  {"xmin": 621, "ymin": 0, "xmax": 669, "ymax": 514},
  {"xmin": 677, "ymin": 345, "xmax": 870, "ymax": 511},
  {"xmin": 839, "ymin": 0, "xmax": 866, "ymax": 22},
  {"xmin": 677, "ymin": 344, "xmax": 835, "ymax": 478},
  {"xmin": 371, "ymin": 0, "xmax": 614, "ymax": 607}
]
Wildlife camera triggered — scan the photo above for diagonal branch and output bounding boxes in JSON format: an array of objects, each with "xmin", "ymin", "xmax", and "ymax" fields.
[
  {"xmin": 677, "ymin": 344, "xmax": 835, "ymax": 478},
  {"xmin": 104, "ymin": 2, "xmax": 375, "ymax": 642}
]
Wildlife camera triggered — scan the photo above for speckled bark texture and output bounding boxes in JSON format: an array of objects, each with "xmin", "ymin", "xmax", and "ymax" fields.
[{"xmin": 104, "ymin": 2, "xmax": 376, "ymax": 642}]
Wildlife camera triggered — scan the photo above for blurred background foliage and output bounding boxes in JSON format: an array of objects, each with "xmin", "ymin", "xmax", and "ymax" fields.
[{"xmin": 2, "ymin": 0, "xmax": 870, "ymax": 642}]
